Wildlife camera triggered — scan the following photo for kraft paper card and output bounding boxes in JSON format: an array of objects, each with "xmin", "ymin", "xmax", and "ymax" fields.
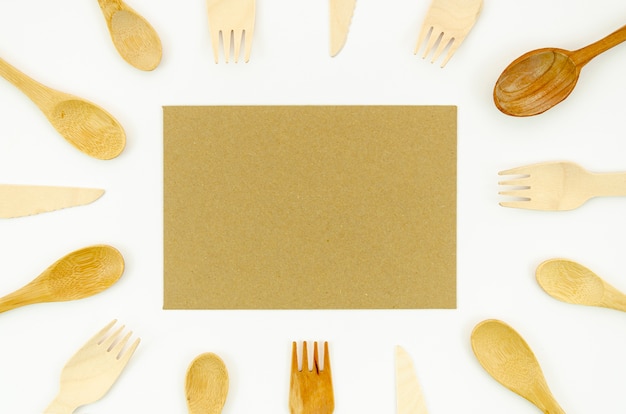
[{"xmin": 163, "ymin": 106, "xmax": 456, "ymax": 309}]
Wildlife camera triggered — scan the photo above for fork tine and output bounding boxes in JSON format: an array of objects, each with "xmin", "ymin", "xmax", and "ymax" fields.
[
  {"xmin": 440, "ymin": 38, "xmax": 461, "ymax": 67},
  {"xmin": 302, "ymin": 341, "xmax": 309, "ymax": 372},
  {"xmin": 422, "ymin": 29, "xmax": 441, "ymax": 59},
  {"xmin": 498, "ymin": 166, "xmax": 531, "ymax": 176},
  {"xmin": 110, "ymin": 330, "xmax": 132, "ymax": 358},
  {"xmin": 499, "ymin": 190, "xmax": 530, "ymax": 198},
  {"xmin": 243, "ymin": 30, "xmax": 253, "ymax": 63},
  {"xmin": 291, "ymin": 341, "xmax": 299, "ymax": 374},
  {"xmin": 85, "ymin": 319, "xmax": 117, "ymax": 346},
  {"xmin": 100, "ymin": 324, "xmax": 125, "ymax": 350},
  {"xmin": 313, "ymin": 342, "xmax": 320, "ymax": 373},
  {"xmin": 210, "ymin": 30, "xmax": 220, "ymax": 63},
  {"xmin": 233, "ymin": 30, "xmax": 243, "ymax": 63},
  {"xmin": 322, "ymin": 342, "xmax": 331, "ymax": 376},
  {"xmin": 500, "ymin": 200, "xmax": 533, "ymax": 209},
  {"xmin": 414, "ymin": 25, "xmax": 432, "ymax": 55},
  {"xmin": 430, "ymin": 34, "xmax": 452, "ymax": 63},
  {"xmin": 118, "ymin": 337, "xmax": 140, "ymax": 365},
  {"xmin": 498, "ymin": 178, "xmax": 530, "ymax": 187},
  {"xmin": 223, "ymin": 30, "xmax": 232, "ymax": 63}
]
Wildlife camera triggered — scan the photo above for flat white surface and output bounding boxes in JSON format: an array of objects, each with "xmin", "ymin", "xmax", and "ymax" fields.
[{"xmin": 1, "ymin": 1, "xmax": 626, "ymax": 412}]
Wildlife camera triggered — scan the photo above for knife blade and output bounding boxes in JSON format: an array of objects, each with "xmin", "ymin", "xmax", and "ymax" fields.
[
  {"xmin": 395, "ymin": 346, "xmax": 428, "ymax": 414},
  {"xmin": 329, "ymin": 0, "xmax": 356, "ymax": 56},
  {"xmin": 0, "ymin": 184, "xmax": 104, "ymax": 218}
]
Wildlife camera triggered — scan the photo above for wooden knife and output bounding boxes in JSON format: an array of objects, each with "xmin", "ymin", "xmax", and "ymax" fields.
[
  {"xmin": 395, "ymin": 346, "xmax": 428, "ymax": 414},
  {"xmin": 329, "ymin": 0, "xmax": 356, "ymax": 56},
  {"xmin": 0, "ymin": 184, "xmax": 104, "ymax": 218}
]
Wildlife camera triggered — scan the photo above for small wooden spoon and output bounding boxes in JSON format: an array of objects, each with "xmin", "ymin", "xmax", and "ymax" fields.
[
  {"xmin": 97, "ymin": 0, "xmax": 162, "ymax": 71},
  {"xmin": 185, "ymin": 352, "xmax": 229, "ymax": 414},
  {"xmin": 494, "ymin": 24, "xmax": 626, "ymax": 116},
  {"xmin": 536, "ymin": 258, "xmax": 626, "ymax": 312},
  {"xmin": 0, "ymin": 57, "xmax": 125, "ymax": 159},
  {"xmin": 0, "ymin": 245, "xmax": 124, "ymax": 313},
  {"xmin": 471, "ymin": 319, "xmax": 566, "ymax": 414}
]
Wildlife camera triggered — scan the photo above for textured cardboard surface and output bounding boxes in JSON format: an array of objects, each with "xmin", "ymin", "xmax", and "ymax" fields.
[{"xmin": 163, "ymin": 106, "xmax": 456, "ymax": 309}]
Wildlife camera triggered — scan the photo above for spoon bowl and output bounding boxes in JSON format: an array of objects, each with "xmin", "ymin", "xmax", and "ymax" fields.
[
  {"xmin": 0, "ymin": 245, "xmax": 124, "ymax": 313},
  {"xmin": 494, "ymin": 24, "xmax": 626, "ymax": 116},
  {"xmin": 185, "ymin": 352, "xmax": 229, "ymax": 414},
  {"xmin": 98, "ymin": 0, "xmax": 163, "ymax": 71},
  {"xmin": 536, "ymin": 258, "xmax": 626, "ymax": 312},
  {"xmin": 0, "ymin": 57, "xmax": 125, "ymax": 159},
  {"xmin": 471, "ymin": 319, "xmax": 566, "ymax": 413}
]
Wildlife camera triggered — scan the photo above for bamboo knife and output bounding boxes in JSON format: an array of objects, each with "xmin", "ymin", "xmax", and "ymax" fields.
[
  {"xmin": 395, "ymin": 346, "xmax": 428, "ymax": 414},
  {"xmin": 0, "ymin": 184, "xmax": 104, "ymax": 218},
  {"xmin": 329, "ymin": 0, "xmax": 356, "ymax": 56}
]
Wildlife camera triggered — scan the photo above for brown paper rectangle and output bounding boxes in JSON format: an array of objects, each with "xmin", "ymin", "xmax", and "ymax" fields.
[{"xmin": 163, "ymin": 106, "xmax": 456, "ymax": 309}]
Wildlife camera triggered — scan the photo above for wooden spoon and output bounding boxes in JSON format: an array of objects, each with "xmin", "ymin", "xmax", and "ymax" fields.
[
  {"xmin": 536, "ymin": 258, "xmax": 626, "ymax": 312},
  {"xmin": 97, "ymin": 0, "xmax": 162, "ymax": 71},
  {"xmin": 0, "ymin": 245, "xmax": 124, "ymax": 313},
  {"xmin": 185, "ymin": 352, "xmax": 229, "ymax": 414},
  {"xmin": 471, "ymin": 319, "xmax": 566, "ymax": 414},
  {"xmin": 0, "ymin": 57, "xmax": 125, "ymax": 160},
  {"xmin": 494, "ymin": 24, "xmax": 626, "ymax": 116}
]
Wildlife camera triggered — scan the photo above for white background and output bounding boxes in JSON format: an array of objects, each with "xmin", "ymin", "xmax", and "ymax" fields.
[{"xmin": 1, "ymin": 0, "xmax": 626, "ymax": 412}]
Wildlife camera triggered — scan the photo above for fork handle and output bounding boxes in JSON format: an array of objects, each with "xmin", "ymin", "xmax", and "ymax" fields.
[{"xmin": 589, "ymin": 172, "xmax": 626, "ymax": 197}]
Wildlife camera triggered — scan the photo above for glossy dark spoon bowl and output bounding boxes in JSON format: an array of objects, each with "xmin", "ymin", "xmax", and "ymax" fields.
[{"xmin": 494, "ymin": 24, "xmax": 626, "ymax": 117}]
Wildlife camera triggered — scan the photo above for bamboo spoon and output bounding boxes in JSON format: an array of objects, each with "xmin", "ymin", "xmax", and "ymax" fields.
[
  {"xmin": 0, "ymin": 245, "xmax": 124, "ymax": 313},
  {"xmin": 471, "ymin": 319, "xmax": 566, "ymax": 414},
  {"xmin": 494, "ymin": 24, "xmax": 626, "ymax": 116},
  {"xmin": 185, "ymin": 353, "xmax": 229, "ymax": 414},
  {"xmin": 97, "ymin": 0, "xmax": 162, "ymax": 71},
  {"xmin": 0, "ymin": 57, "xmax": 125, "ymax": 160},
  {"xmin": 536, "ymin": 259, "xmax": 626, "ymax": 312}
]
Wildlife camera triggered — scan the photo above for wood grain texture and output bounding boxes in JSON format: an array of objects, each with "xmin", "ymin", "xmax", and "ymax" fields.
[
  {"xmin": 0, "ymin": 57, "xmax": 125, "ymax": 159},
  {"xmin": 0, "ymin": 184, "xmax": 103, "ymax": 218},
  {"xmin": 471, "ymin": 319, "xmax": 565, "ymax": 414},
  {"xmin": 414, "ymin": 0, "xmax": 483, "ymax": 67},
  {"xmin": 499, "ymin": 161, "xmax": 626, "ymax": 211},
  {"xmin": 494, "ymin": 24, "xmax": 626, "ymax": 116},
  {"xmin": 289, "ymin": 342, "xmax": 334, "ymax": 414},
  {"xmin": 537, "ymin": 259, "xmax": 626, "ymax": 312},
  {"xmin": 97, "ymin": 0, "xmax": 162, "ymax": 71},
  {"xmin": 44, "ymin": 320, "xmax": 140, "ymax": 413},
  {"xmin": 206, "ymin": 0, "xmax": 255, "ymax": 63},
  {"xmin": 395, "ymin": 346, "xmax": 428, "ymax": 414},
  {"xmin": 0, "ymin": 245, "xmax": 124, "ymax": 313},
  {"xmin": 185, "ymin": 353, "xmax": 229, "ymax": 414}
]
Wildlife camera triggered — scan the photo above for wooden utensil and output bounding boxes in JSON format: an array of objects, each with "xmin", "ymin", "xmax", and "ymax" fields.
[
  {"xmin": 494, "ymin": 24, "xmax": 626, "ymax": 116},
  {"xmin": 0, "ymin": 57, "xmax": 125, "ymax": 160},
  {"xmin": 185, "ymin": 353, "xmax": 229, "ymax": 414},
  {"xmin": 97, "ymin": 0, "xmax": 162, "ymax": 71},
  {"xmin": 0, "ymin": 245, "xmax": 124, "ymax": 313},
  {"xmin": 289, "ymin": 341, "xmax": 334, "ymax": 414},
  {"xmin": 44, "ymin": 320, "xmax": 140, "ymax": 413},
  {"xmin": 206, "ymin": 0, "xmax": 256, "ymax": 63},
  {"xmin": 471, "ymin": 319, "xmax": 566, "ymax": 414},
  {"xmin": 536, "ymin": 259, "xmax": 626, "ymax": 312},
  {"xmin": 499, "ymin": 161, "xmax": 626, "ymax": 211},
  {"xmin": 329, "ymin": 0, "xmax": 356, "ymax": 57},
  {"xmin": 0, "ymin": 184, "xmax": 104, "ymax": 218},
  {"xmin": 395, "ymin": 346, "xmax": 428, "ymax": 414},
  {"xmin": 414, "ymin": 0, "xmax": 483, "ymax": 67}
]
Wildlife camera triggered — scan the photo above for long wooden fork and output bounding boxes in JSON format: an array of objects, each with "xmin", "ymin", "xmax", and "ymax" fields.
[
  {"xmin": 44, "ymin": 320, "xmax": 140, "ymax": 413},
  {"xmin": 289, "ymin": 341, "xmax": 334, "ymax": 414},
  {"xmin": 414, "ymin": 0, "xmax": 483, "ymax": 67},
  {"xmin": 207, "ymin": 0, "xmax": 256, "ymax": 63},
  {"xmin": 499, "ymin": 161, "xmax": 626, "ymax": 211}
]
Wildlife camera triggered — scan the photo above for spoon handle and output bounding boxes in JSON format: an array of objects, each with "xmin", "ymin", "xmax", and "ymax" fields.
[
  {"xmin": 43, "ymin": 395, "xmax": 76, "ymax": 414},
  {"xmin": 0, "ymin": 57, "xmax": 57, "ymax": 112},
  {"xmin": 97, "ymin": 0, "xmax": 125, "ymax": 22},
  {"xmin": 570, "ymin": 24, "xmax": 626, "ymax": 67},
  {"xmin": 0, "ymin": 283, "xmax": 47, "ymax": 313}
]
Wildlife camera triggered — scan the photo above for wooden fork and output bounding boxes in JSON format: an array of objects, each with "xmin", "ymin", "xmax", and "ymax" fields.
[
  {"xmin": 206, "ymin": 0, "xmax": 256, "ymax": 63},
  {"xmin": 414, "ymin": 0, "xmax": 483, "ymax": 67},
  {"xmin": 44, "ymin": 320, "xmax": 140, "ymax": 413},
  {"xmin": 289, "ymin": 341, "xmax": 334, "ymax": 414},
  {"xmin": 499, "ymin": 161, "xmax": 626, "ymax": 211}
]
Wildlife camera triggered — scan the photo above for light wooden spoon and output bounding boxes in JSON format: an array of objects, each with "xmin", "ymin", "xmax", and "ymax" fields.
[
  {"xmin": 536, "ymin": 259, "xmax": 626, "ymax": 312},
  {"xmin": 471, "ymin": 319, "xmax": 566, "ymax": 414},
  {"xmin": 97, "ymin": 0, "xmax": 162, "ymax": 71},
  {"xmin": 494, "ymin": 24, "xmax": 626, "ymax": 116},
  {"xmin": 185, "ymin": 353, "xmax": 229, "ymax": 414},
  {"xmin": 0, "ymin": 57, "xmax": 125, "ymax": 159},
  {"xmin": 0, "ymin": 245, "xmax": 124, "ymax": 313}
]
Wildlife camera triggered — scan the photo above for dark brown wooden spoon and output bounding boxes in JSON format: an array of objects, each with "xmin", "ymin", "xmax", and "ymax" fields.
[{"xmin": 494, "ymin": 24, "xmax": 626, "ymax": 117}]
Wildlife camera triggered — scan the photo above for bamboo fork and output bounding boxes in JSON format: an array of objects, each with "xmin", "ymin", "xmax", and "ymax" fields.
[
  {"xmin": 44, "ymin": 320, "xmax": 140, "ymax": 413},
  {"xmin": 206, "ymin": 0, "xmax": 256, "ymax": 63},
  {"xmin": 289, "ymin": 341, "xmax": 334, "ymax": 414},
  {"xmin": 499, "ymin": 161, "xmax": 626, "ymax": 211}
]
